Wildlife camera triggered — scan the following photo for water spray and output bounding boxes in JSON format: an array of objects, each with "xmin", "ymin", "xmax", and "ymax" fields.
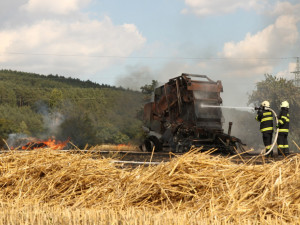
[{"xmin": 201, "ymin": 104, "xmax": 253, "ymax": 111}]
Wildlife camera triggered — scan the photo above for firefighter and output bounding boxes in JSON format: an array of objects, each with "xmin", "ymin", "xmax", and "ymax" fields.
[
  {"xmin": 276, "ymin": 101, "xmax": 290, "ymax": 156},
  {"xmin": 255, "ymin": 101, "xmax": 274, "ymax": 156}
]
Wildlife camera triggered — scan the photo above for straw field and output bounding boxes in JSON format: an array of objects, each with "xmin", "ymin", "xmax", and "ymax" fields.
[
  {"xmin": 0, "ymin": 149, "xmax": 299, "ymax": 224},
  {"xmin": 89, "ymin": 144, "xmax": 139, "ymax": 151}
]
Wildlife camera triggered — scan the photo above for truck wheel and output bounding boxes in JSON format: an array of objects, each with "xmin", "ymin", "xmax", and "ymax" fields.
[
  {"xmin": 227, "ymin": 142, "xmax": 239, "ymax": 155},
  {"xmin": 142, "ymin": 136, "xmax": 162, "ymax": 152}
]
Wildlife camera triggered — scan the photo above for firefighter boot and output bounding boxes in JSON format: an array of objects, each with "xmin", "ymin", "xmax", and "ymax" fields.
[
  {"xmin": 265, "ymin": 150, "xmax": 273, "ymax": 158},
  {"xmin": 283, "ymin": 149, "xmax": 290, "ymax": 156},
  {"xmin": 278, "ymin": 148, "xmax": 289, "ymax": 156}
]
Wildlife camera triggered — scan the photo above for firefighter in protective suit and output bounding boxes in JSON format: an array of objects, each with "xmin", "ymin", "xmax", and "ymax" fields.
[
  {"xmin": 276, "ymin": 101, "xmax": 290, "ymax": 155},
  {"xmin": 256, "ymin": 101, "xmax": 274, "ymax": 156}
]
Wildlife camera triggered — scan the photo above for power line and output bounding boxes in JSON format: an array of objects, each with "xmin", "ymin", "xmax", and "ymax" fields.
[
  {"xmin": 1, "ymin": 52, "xmax": 297, "ymax": 61},
  {"xmin": 291, "ymin": 57, "xmax": 300, "ymax": 87}
]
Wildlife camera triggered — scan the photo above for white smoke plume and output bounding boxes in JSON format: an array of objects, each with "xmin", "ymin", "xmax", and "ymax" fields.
[{"xmin": 36, "ymin": 103, "xmax": 65, "ymax": 138}]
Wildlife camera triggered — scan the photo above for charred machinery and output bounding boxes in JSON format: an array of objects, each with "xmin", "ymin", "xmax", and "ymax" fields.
[{"xmin": 141, "ymin": 73, "xmax": 245, "ymax": 154}]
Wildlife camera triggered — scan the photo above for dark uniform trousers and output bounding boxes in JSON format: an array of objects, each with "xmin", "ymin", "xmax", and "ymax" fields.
[
  {"xmin": 277, "ymin": 108, "xmax": 289, "ymax": 155},
  {"xmin": 263, "ymin": 132, "xmax": 273, "ymax": 151},
  {"xmin": 277, "ymin": 133, "xmax": 289, "ymax": 155}
]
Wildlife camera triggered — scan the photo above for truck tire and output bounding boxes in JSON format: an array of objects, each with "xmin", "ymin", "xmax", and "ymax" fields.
[{"xmin": 142, "ymin": 136, "xmax": 162, "ymax": 152}]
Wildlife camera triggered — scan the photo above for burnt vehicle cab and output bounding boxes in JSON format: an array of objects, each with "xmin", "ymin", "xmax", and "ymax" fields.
[{"xmin": 141, "ymin": 73, "xmax": 244, "ymax": 153}]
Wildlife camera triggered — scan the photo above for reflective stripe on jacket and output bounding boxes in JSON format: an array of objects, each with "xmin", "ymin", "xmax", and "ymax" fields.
[
  {"xmin": 278, "ymin": 108, "xmax": 289, "ymax": 133},
  {"xmin": 256, "ymin": 109, "xmax": 273, "ymax": 133}
]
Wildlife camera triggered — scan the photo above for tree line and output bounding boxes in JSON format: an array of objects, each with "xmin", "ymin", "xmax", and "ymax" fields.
[{"xmin": 0, "ymin": 70, "xmax": 144, "ymax": 148}]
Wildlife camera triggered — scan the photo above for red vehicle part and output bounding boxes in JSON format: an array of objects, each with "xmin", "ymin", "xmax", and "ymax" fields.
[{"xmin": 141, "ymin": 73, "xmax": 245, "ymax": 153}]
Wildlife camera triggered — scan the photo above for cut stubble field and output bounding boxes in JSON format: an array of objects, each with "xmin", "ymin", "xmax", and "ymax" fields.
[{"xmin": 0, "ymin": 149, "xmax": 299, "ymax": 224}]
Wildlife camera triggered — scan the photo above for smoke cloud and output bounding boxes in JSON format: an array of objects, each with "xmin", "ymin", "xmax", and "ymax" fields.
[
  {"xmin": 222, "ymin": 108, "xmax": 264, "ymax": 152},
  {"xmin": 6, "ymin": 133, "xmax": 31, "ymax": 149},
  {"xmin": 6, "ymin": 102, "xmax": 66, "ymax": 148},
  {"xmin": 115, "ymin": 65, "xmax": 158, "ymax": 91},
  {"xmin": 37, "ymin": 105, "xmax": 65, "ymax": 138}
]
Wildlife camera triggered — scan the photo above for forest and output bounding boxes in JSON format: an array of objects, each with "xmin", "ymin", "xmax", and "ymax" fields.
[{"xmin": 0, "ymin": 70, "xmax": 145, "ymax": 148}]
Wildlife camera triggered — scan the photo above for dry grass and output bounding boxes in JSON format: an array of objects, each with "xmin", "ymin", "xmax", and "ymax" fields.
[
  {"xmin": 88, "ymin": 144, "xmax": 139, "ymax": 151},
  {"xmin": 0, "ymin": 206, "xmax": 292, "ymax": 225},
  {"xmin": 0, "ymin": 149, "xmax": 299, "ymax": 224}
]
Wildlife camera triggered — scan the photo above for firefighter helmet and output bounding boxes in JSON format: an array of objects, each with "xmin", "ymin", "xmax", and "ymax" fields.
[
  {"xmin": 280, "ymin": 101, "xmax": 289, "ymax": 108},
  {"xmin": 261, "ymin": 101, "xmax": 270, "ymax": 108}
]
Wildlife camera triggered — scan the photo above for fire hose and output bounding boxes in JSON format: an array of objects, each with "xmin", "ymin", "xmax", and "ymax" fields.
[{"xmin": 255, "ymin": 107, "xmax": 279, "ymax": 156}]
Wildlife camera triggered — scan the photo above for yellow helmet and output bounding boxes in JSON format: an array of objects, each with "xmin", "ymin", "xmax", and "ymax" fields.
[
  {"xmin": 280, "ymin": 101, "xmax": 289, "ymax": 108},
  {"xmin": 261, "ymin": 101, "xmax": 270, "ymax": 108}
]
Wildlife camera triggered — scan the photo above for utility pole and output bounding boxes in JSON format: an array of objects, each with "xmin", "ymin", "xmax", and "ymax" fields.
[{"xmin": 291, "ymin": 57, "xmax": 300, "ymax": 87}]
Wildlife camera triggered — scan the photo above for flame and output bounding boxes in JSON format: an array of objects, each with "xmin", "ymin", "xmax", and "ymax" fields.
[
  {"xmin": 117, "ymin": 143, "xmax": 131, "ymax": 150},
  {"xmin": 21, "ymin": 138, "xmax": 69, "ymax": 150}
]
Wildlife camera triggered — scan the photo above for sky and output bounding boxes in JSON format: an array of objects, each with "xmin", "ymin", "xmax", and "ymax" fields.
[{"xmin": 0, "ymin": 0, "xmax": 300, "ymax": 107}]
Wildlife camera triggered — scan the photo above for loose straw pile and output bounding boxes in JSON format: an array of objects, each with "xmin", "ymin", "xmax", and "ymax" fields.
[{"xmin": 0, "ymin": 149, "xmax": 299, "ymax": 222}]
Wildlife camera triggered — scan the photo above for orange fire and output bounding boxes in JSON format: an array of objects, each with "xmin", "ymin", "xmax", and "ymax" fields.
[
  {"xmin": 21, "ymin": 138, "xmax": 69, "ymax": 150},
  {"xmin": 117, "ymin": 143, "xmax": 131, "ymax": 150}
]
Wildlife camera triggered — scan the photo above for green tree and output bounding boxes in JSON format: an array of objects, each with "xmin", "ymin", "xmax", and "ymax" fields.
[
  {"xmin": 248, "ymin": 74, "xmax": 300, "ymax": 108},
  {"xmin": 0, "ymin": 119, "xmax": 11, "ymax": 148},
  {"xmin": 58, "ymin": 113, "xmax": 97, "ymax": 148},
  {"xmin": 0, "ymin": 83, "xmax": 17, "ymax": 106},
  {"xmin": 49, "ymin": 88, "xmax": 63, "ymax": 108},
  {"xmin": 140, "ymin": 80, "xmax": 158, "ymax": 102},
  {"xmin": 19, "ymin": 121, "xmax": 31, "ymax": 135},
  {"xmin": 136, "ymin": 80, "xmax": 158, "ymax": 121},
  {"xmin": 113, "ymin": 132, "xmax": 130, "ymax": 144}
]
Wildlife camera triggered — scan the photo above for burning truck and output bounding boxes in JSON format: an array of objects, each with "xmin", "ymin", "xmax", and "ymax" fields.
[{"xmin": 140, "ymin": 73, "xmax": 245, "ymax": 154}]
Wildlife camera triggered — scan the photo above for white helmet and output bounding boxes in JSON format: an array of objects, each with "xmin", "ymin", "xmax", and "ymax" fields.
[
  {"xmin": 280, "ymin": 101, "xmax": 289, "ymax": 108},
  {"xmin": 261, "ymin": 101, "xmax": 270, "ymax": 108}
]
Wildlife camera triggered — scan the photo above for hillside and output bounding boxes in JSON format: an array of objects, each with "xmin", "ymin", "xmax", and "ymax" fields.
[{"xmin": 0, "ymin": 70, "xmax": 144, "ymax": 148}]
